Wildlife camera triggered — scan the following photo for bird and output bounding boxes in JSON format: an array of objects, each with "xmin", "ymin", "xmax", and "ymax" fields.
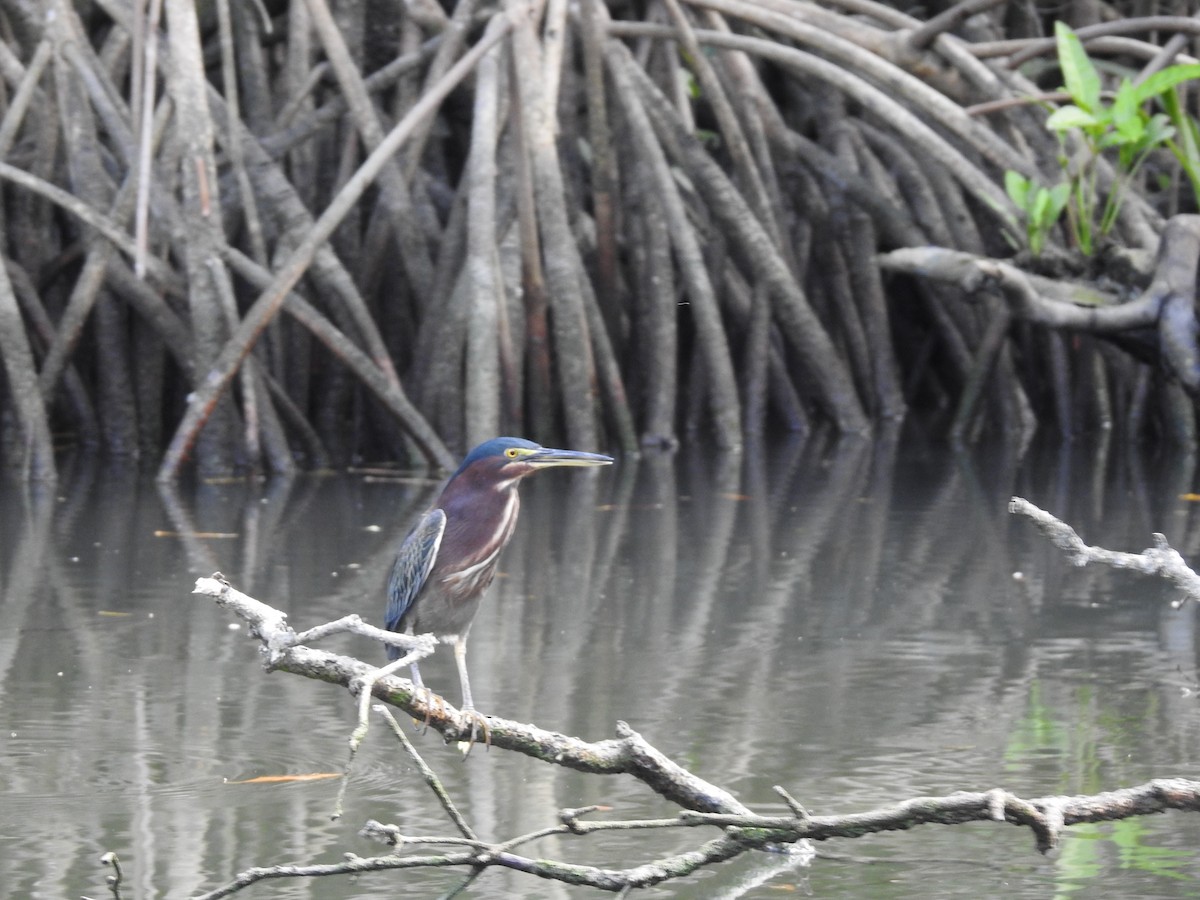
[{"xmin": 384, "ymin": 436, "xmax": 613, "ymax": 737}]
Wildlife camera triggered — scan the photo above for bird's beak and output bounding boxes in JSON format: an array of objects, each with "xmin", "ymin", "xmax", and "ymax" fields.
[{"xmin": 525, "ymin": 447, "xmax": 614, "ymax": 468}]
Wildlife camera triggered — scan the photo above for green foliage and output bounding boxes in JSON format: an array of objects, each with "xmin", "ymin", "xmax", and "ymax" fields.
[
  {"xmin": 1047, "ymin": 22, "xmax": 1181, "ymax": 253},
  {"xmin": 1055, "ymin": 21, "xmax": 1101, "ymax": 115},
  {"xmin": 1005, "ymin": 171, "xmax": 1069, "ymax": 256},
  {"xmin": 1155, "ymin": 77, "xmax": 1200, "ymax": 209},
  {"xmin": 1005, "ymin": 23, "xmax": 1200, "ymax": 256}
]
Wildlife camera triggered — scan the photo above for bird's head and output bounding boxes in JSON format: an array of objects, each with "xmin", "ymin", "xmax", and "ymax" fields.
[{"xmin": 451, "ymin": 437, "xmax": 613, "ymax": 491}]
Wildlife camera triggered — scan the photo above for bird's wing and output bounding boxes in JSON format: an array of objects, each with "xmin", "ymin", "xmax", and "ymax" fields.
[{"xmin": 384, "ymin": 508, "xmax": 446, "ymax": 639}]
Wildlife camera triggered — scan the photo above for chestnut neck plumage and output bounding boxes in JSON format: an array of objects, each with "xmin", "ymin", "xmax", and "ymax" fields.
[{"xmin": 433, "ymin": 463, "xmax": 524, "ymax": 584}]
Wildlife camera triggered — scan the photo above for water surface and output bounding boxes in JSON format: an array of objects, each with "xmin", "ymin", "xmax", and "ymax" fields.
[{"xmin": 1, "ymin": 434, "xmax": 1199, "ymax": 897}]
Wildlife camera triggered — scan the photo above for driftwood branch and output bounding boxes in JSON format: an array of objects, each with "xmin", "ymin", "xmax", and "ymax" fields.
[
  {"xmin": 1009, "ymin": 496, "xmax": 1200, "ymax": 606},
  {"xmin": 192, "ymin": 566, "xmax": 1200, "ymax": 896}
]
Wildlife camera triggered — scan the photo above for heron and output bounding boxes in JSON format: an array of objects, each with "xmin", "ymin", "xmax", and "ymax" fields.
[{"xmin": 385, "ymin": 437, "xmax": 613, "ymax": 737}]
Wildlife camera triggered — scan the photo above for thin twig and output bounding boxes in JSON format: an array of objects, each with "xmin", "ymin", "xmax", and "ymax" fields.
[{"xmin": 375, "ymin": 705, "xmax": 478, "ymax": 841}]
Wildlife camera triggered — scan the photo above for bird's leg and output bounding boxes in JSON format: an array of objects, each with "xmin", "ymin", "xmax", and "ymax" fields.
[
  {"xmin": 452, "ymin": 635, "xmax": 490, "ymax": 748},
  {"xmin": 409, "ymin": 660, "xmax": 426, "ymax": 694},
  {"xmin": 410, "ymin": 662, "xmax": 430, "ymax": 730},
  {"xmin": 408, "ymin": 661, "xmax": 444, "ymax": 731}
]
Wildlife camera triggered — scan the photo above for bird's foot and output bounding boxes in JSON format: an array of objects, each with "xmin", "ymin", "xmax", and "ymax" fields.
[
  {"xmin": 411, "ymin": 685, "xmax": 446, "ymax": 733},
  {"xmin": 457, "ymin": 708, "xmax": 491, "ymax": 754}
]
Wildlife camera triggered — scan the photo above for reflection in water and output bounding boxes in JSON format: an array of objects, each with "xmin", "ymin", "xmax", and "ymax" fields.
[{"xmin": 2, "ymin": 433, "xmax": 1200, "ymax": 897}]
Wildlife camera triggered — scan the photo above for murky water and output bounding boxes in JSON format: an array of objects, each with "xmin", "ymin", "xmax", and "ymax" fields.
[{"xmin": 2, "ymin": 433, "xmax": 1200, "ymax": 898}]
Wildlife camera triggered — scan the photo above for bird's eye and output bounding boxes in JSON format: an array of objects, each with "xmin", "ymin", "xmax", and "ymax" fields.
[{"xmin": 505, "ymin": 448, "xmax": 519, "ymax": 458}]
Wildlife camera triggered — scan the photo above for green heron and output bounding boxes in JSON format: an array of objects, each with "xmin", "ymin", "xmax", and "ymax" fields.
[{"xmin": 385, "ymin": 437, "xmax": 613, "ymax": 733}]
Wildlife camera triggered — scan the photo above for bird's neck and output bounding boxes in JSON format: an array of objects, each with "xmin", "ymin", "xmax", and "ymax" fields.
[
  {"xmin": 440, "ymin": 477, "xmax": 519, "ymax": 521},
  {"xmin": 438, "ymin": 479, "xmax": 521, "ymax": 570}
]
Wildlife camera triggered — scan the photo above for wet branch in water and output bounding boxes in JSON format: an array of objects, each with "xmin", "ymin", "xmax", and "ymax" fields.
[{"xmin": 191, "ymin": 529, "xmax": 1200, "ymax": 898}]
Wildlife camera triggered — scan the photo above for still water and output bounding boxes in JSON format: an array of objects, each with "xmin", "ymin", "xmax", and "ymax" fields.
[{"xmin": 2, "ymin": 433, "xmax": 1199, "ymax": 898}]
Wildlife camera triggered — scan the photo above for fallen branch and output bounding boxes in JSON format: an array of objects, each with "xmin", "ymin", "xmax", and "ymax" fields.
[
  {"xmin": 192, "ymin": 569, "xmax": 1200, "ymax": 896},
  {"xmin": 1009, "ymin": 496, "xmax": 1200, "ymax": 606}
]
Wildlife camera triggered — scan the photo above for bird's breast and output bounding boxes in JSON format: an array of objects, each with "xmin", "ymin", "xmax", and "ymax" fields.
[
  {"xmin": 439, "ymin": 541, "xmax": 505, "ymax": 595},
  {"xmin": 429, "ymin": 488, "xmax": 519, "ymax": 605}
]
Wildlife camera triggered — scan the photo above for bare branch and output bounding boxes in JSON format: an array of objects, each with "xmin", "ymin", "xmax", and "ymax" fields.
[
  {"xmin": 193, "ymin": 574, "xmax": 432, "ymax": 661},
  {"xmin": 1009, "ymin": 497, "xmax": 1200, "ymax": 606},
  {"xmin": 194, "ymin": 771, "xmax": 1200, "ymax": 896}
]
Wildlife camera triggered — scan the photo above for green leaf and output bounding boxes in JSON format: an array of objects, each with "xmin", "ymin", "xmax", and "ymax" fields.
[
  {"xmin": 1134, "ymin": 64, "xmax": 1200, "ymax": 104},
  {"xmin": 1030, "ymin": 185, "xmax": 1068, "ymax": 232},
  {"xmin": 1098, "ymin": 130, "xmax": 1133, "ymax": 150},
  {"xmin": 1005, "ymin": 170, "xmax": 1031, "ymax": 208},
  {"xmin": 1055, "ymin": 22, "xmax": 1102, "ymax": 113},
  {"xmin": 1158, "ymin": 87, "xmax": 1200, "ymax": 205},
  {"xmin": 1046, "ymin": 105, "xmax": 1100, "ymax": 131},
  {"xmin": 1048, "ymin": 182, "xmax": 1071, "ymax": 216},
  {"xmin": 1180, "ymin": 113, "xmax": 1200, "ymax": 206},
  {"xmin": 1143, "ymin": 113, "xmax": 1175, "ymax": 146},
  {"xmin": 1110, "ymin": 80, "xmax": 1143, "ymax": 142},
  {"xmin": 1031, "ymin": 188, "xmax": 1053, "ymax": 227},
  {"xmin": 1073, "ymin": 179, "xmax": 1093, "ymax": 255},
  {"xmin": 1162, "ymin": 89, "xmax": 1198, "ymax": 157}
]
